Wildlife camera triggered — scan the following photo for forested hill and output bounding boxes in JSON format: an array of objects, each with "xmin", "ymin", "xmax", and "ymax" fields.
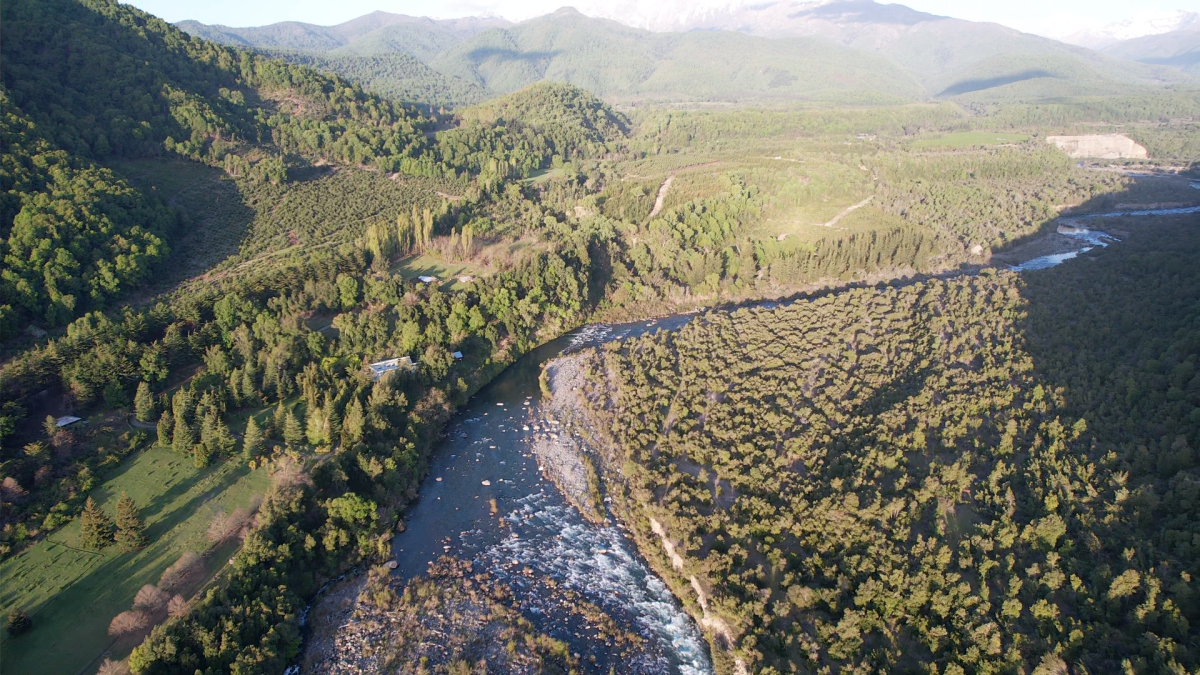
[
  {"xmin": 0, "ymin": 0, "xmax": 437, "ymax": 330},
  {"xmin": 177, "ymin": 5, "xmax": 1192, "ymax": 108},
  {"xmin": 0, "ymin": 0, "xmax": 625, "ymax": 334},
  {"xmin": 577, "ymin": 216, "xmax": 1200, "ymax": 673}
]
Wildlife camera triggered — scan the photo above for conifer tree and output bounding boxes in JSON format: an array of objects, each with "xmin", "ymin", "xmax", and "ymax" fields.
[
  {"xmin": 342, "ymin": 397, "xmax": 365, "ymax": 446},
  {"xmin": 242, "ymin": 417, "xmax": 264, "ymax": 461},
  {"xmin": 79, "ymin": 496, "xmax": 114, "ymax": 550},
  {"xmin": 173, "ymin": 414, "xmax": 195, "ymax": 453},
  {"xmin": 273, "ymin": 402, "xmax": 287, "ymax": 439},
  {"xmin": 156, "ymin": 411, "xmax": 173, "ymax": 448},
  {"xmin": 240, "ymin": 368, "xmax": 259, "ymax": 405},
  {"xmin": 114, "ymin": 492, "xmax": 147, "ymax": 551},
  {"xmin": 283, "ymin": 409, "xmax": 304, "ymax": 446},
  {"xmin": 134, "ymin": 381, "xmax": 155, "ymax": 422}
]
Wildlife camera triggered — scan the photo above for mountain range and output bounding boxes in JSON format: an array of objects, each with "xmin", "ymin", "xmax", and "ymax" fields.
[{"xmin": 178, "ymin": 1, "xmax": 1194, "ymax": 107}]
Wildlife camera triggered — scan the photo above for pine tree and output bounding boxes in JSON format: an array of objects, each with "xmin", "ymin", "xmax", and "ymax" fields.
[
  {"xmin": 241, "ymin": 367, "xmax": 259, "ymax": 405},
  {"xmin": 273, "ymin": 402, "xmax": 287, "ymax": 439},
  {"xmin": 342, "ymin": 397, "xmax": 365, "ymax": 446},
  {"xmin": 173, "ymin": 415, "xmax": 194, "ymax": 453},
  {"xmin": 242, "ymin": 417, "xmax": 264, "ymax": 461},
  {"xmin": 134, "ymin": 381, "xmax": 155, "ymax": 422},
  {"xmin": 79, "ymin": 496, "xmax": 114, "ymax": 550},
  {"xmin": 156, "ymin": 411, "xmax": 173, "ymax": 448},
  {"xmin": 283, "ymin": 408, "xmax": 305, "ymax": 446},
  {"xmin": 114, "ymin": 492, "xmax": 147, "ymax": 551},
  {"xmin": 306, "ymin": 403, "xmax": 327, "ymax": 446},
  {"xmin": 173, "ymin": 388, "xmax": 193, "ymax": 453}
]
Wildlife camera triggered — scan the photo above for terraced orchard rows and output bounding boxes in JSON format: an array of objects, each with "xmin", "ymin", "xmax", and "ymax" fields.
[{"xmin": 577, "ymin": 219, "xmax": 1200, "ymax": 674}]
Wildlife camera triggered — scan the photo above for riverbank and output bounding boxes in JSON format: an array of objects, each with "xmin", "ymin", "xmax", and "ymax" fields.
[
  {"xmin": 541, "ymin": 349, "xmax": 748, "ymax": 675},
  {"xmin": 528, "ymin": 356, "xmax": 605, "ymax": 523}
]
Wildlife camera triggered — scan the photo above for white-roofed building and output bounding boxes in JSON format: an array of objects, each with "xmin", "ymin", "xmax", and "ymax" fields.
[{"xmin": 368, "ymin": 356, "xmax": 414, "ymax": 380}]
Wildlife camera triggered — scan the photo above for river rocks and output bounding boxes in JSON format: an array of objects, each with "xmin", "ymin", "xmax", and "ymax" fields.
[
  {"xmin": 303, "ymin": 560, "xmax": 580, "ymax": 675},
  {"xmin": 530, "ymin": 355, "xmax": 605, "ymax": 523}
]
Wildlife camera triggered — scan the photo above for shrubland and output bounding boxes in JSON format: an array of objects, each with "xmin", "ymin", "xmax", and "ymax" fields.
[{"xmin": 575, "ymin": 216, "xmax": 1200, "ymax": 673}]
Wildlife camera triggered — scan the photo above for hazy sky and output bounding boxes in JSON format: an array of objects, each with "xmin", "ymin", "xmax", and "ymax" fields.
[{"xmin": 128, "ymin": 0, "xmax": 1200, "ymax": 37}]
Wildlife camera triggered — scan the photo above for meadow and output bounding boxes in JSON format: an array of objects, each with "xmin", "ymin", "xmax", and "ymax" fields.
[{"xmin": 0, "ymin": 446, "xmax": 268, "ymax": 675}]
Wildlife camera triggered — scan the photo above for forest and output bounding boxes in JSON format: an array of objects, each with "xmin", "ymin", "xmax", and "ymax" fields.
[
  {"xmin": 576, "ymin": 216, "xmax": 1200, "ymax": 674},
  {"xmin": 1, "ymin": 0, "xmax": 1198, "ymax": 673}
]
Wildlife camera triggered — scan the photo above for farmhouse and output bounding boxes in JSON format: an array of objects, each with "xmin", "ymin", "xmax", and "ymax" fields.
[{"xmin": 367, "ymin": 356, "xmax": 414, "ymax": 380}]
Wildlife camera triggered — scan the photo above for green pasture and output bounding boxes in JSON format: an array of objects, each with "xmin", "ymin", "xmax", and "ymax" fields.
[
  {"xmin": 524, "ymin": 167, "xmax": 565, "ymax": 184},
  {"xmin": 912, "ymin": 131, "xmax": 1030, "ymax": 148},
  {"xmin": 393, "ymin": 254, "xmax": 487, "ymax": 288},
  {"xmin": 0, "ymin": 446, "xmax": 268, "ymax": 675}
]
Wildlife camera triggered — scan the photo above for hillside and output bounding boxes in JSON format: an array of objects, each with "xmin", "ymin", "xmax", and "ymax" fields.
[
  {"xmin": 664, "ymin": 0, "xmax": 1188, "ymax": 99},
  {"xmin": 4, "ymin": 2, "xmax": 1200, "ymax": 674},
  {"xmin": 0, "ymin": 0, "xmax": 439, "ymax": 332},
  {"xmin": 258, "ymin": 50, "xmax": 491, "ymax": 108},
  {"xmin": 1104, "ymin": 30, "xmax": 1200, "ymax": 74},
  {"xmin": 176, "ymin": 12, "xmax": 509, "ymax": 57},
  {"xmin": 175, "ymin": 2, "xmax": 1189, "ymax": 105},
  {"xmin": 575, "ymin": 215, "xmax": 1200, "ymax": 673},
  {"xmin": 433, "ymin": 9, "xmax": 924, "ymax": 103}
]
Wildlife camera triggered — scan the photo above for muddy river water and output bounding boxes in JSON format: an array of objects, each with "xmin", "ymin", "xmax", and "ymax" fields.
[{"xmin": 386, "ymin": 205, "xmax": 1197, "ymax": 673}]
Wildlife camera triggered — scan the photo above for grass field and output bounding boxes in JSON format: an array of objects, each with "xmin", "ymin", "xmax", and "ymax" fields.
[
  {"xmin": 0, "ymin": 446, "xmax": 268, "ymax": 675},
  {"xmin": 912, "ymin": 131, "xmax": 1030, "ymax": 148},
  {"xmin": 393, "ymin": 254, "xmax": 485, "ymax": 286}
]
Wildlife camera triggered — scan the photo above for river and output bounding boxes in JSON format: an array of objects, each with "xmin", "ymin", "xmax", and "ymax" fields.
[
  {"xmin": 390, "ymin": 314, "xmax": 708, "ymax": 673},
  {"xmin": 386, "ymin": 204, "xmax": 1197, "ymax": 673}
]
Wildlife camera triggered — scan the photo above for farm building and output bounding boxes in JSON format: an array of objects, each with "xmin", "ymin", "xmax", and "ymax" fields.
[{"xmin": 368, "ymin": 356, "xmax": 414, "ymax": 380}]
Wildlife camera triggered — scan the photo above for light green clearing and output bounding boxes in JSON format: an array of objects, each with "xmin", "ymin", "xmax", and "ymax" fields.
[
  {"xmin": 0, "ymin": 445, "xmax": 268, "ymax": 675},
  {"xmin": 912, "ymin": 131, "xmax": 1031, "ymax": 148},
  {"xmin": 393, "ymin": 254, "xmax": 488, "ymax": 287},
  {"xmin": 523, "ymin": 167, "xmax": 564, "ymax": 184}
]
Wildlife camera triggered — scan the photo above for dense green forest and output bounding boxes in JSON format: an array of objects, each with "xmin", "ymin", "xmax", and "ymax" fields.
[
  {"xmin": 1, "ymin": 1, "xmax": 1199, "ymax": 673},
  {"xmin": 576, "ymin": 216, "xmax": 1200, "ymax": 674}
]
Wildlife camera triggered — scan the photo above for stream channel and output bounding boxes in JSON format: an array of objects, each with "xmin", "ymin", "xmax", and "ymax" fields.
[{"xmin": 387, "ymin": 206, "xmax": 1197, "ymax": 674}]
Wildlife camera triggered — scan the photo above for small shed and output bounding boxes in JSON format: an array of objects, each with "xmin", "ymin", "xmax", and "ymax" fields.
[
  {"xmin": 417, "ymin": 275, "xmax": 438, "ymax": 284},
  {"xmin": 368, "ymin": 356, "xmax": 414, "ymax": 380},
  {"xmin": 55, "ymin": 416, "xmax": 83, "ymax": 428},
  {"xmin": 452, "ymin": 351, "xmax": 464, "ymax": 360}
]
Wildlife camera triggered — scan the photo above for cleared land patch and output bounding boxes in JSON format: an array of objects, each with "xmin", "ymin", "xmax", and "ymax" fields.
[
  {"xmin": 0, "ymin": 447, "xmax": 268, "ymax": 675},
  {"xmin": 912, "ymin": 131, "xmax": 1030, "ymax": 148}
]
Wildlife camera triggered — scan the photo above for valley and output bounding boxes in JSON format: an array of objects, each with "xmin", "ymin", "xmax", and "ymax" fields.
[{"xmin": 0, "ymin": 0, "xmax": 1198, "ymax": 674}]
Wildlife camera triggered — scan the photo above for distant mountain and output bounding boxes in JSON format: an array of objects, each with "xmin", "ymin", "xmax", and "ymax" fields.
[
  {"xmin": 177, "ymin": 12, "xmax": 511, "ymax": 58},
  {"xmin": 1103, "ymin": 29, "xmax": 1200, "ymax": 74},
  {"xmin": 1058, "ymin": 10, "xmax": 1200, "ymax": 50},
  {"xmin": 608, "ymin": 0, "xmax": 1187, "ymax": 98},
  {"xmin": 430, "ymin": 8, "xmax": 923, "ymax": 102},
  {"xmin": 177, "ymin": 2, "xmax": 1190, "ymax": 107}
]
